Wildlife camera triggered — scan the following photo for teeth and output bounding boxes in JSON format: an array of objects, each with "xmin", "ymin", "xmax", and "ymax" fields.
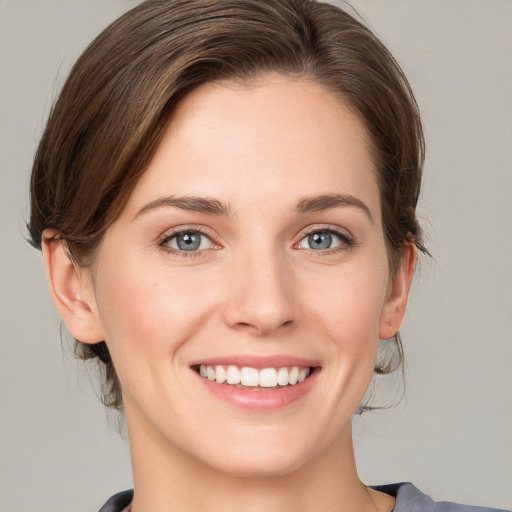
[
  {"xmin": 259, "ymin": 368, "xmax": 278, "ymax": 388},
  {"xmin": 206, "ymin": 366, "xmax": 216, "ymax": 381},
  {"xmin": 226, "ymin": 365, "xmax": 241, "ymax": 384},
  {"xmin": 240, "ymin": 367, "xmax": 259, "ymax": 386},
  {"xmin": 297, "ymin": 368, "xmax": 308, "ymax": 383},
  {"xmin": 288, "ymin": 366, "xmax": 299, "ymax": 385},
  {"xmin": 215, "ymin": 365, "xmax": 226, "ymax": 384},
  {"xmin": 277, "ymin": 367, "xmax": 289, "ymax": 386},
  {"xmin": 198, "ymin": 365, "xmax": 311, "ymax": 388}
]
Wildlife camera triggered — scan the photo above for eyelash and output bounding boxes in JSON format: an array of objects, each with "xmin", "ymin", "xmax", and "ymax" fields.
[
  {"xmin": 158, "ymin": 227, "xmax": 220, "ymax": 258},
  {"xmin": 296, "ymin": 226, "xmax": 354, "ymax": 255},
  {"xmin": 157, "ymin": 225, "xmax": 354, "ymax": 258}
]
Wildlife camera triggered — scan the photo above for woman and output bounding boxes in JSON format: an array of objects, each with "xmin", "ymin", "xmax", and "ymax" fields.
[{"xmin": 27, "ymin": 1, "xmax": 509, "ymax": 511}]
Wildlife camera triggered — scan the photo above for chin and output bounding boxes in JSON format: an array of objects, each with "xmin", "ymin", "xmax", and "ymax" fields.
[
  {"xmin": 206, "ymin": 451, "xmax": 309, "ymax": 479},
  {"xmin": 193, "ymin": 426, "xmax": 322, "ymax": 479}
]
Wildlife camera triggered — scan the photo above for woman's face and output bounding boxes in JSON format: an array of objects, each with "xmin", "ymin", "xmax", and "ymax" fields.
[{"xmin": 81, "ymin": 76, "xmax": 412, "ymax": 476}]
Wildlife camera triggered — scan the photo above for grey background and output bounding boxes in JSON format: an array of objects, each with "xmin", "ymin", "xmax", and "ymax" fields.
[{"xmin": 1, "ymin": 1, "xmax": 511, "ymax": 510}]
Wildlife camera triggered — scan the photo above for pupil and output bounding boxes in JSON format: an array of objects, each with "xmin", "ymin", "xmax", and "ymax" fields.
[
  {"xmin": 309, "ymin": 232, "xmax": 332, "ymax": 250},
  {"xmin": 177, "ymin": 233, "xmax": 200, "ymax": 251}
]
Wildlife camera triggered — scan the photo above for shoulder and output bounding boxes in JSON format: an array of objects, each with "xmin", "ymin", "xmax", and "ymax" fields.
[
  {"xmin": 372, "ymin": 483, "xmax": 510, "ymax": 512},
  {"xmin": 96, "ymin": 485, "xmax": 510, "ymax": 512},
  {"xmin": 97, "ymin": 489, "xmax": 133, "ymax": 512}
]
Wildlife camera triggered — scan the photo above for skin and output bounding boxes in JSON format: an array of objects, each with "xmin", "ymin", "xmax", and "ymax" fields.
[{"xmin": 43, "ymin": 75, "xmax": 415, "ymax": 511}]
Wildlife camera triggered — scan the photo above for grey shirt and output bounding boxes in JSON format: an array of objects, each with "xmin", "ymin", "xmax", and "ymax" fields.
[{"xmin": 97, "ymin": 483, "xmax": 510, "ymax": 511}]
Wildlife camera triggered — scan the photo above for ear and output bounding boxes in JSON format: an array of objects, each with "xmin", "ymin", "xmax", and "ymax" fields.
[
  {"xmin": 42, "ymin": 230, "xmax": 104, "ymax": 344},
  {"xmin": 379, "ymin": 243, "xmax": 416, "ymax": 340}
]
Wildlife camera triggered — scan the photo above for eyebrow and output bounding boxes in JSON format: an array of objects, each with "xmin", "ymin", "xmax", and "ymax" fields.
[
  {"xmin": 134, "ymin": 193, "xmax": 373, "ymax": 223},
  {"xmin": 134, "ymin": 195, "xmax": 232, "ymax": 219},
  {"xmin": 294, "ymin": 194, "xmax": 374, "ymax": 223}
]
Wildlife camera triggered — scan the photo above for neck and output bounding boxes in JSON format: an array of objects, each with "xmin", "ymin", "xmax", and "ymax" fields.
[{"xmin": 126, "ymin": 411, "xmax": 393, "ymax": 512}]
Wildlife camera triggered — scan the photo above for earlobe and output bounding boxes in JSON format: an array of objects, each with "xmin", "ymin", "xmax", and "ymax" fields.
[
  {"xmin": 379, "ymin": 243, "xmax": 416, "ymax": 340},
  {"xmin": 42, "ymin": 230, "xmax": 104, "ymax": 344}
]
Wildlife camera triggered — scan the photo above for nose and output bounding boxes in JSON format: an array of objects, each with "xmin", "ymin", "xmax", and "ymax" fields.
[{"xmin": 222, "ymin": 247, "xmax": 297, "ymax": 337}]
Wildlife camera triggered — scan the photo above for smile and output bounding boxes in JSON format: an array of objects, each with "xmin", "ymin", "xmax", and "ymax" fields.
[{"xmin": 197, "ymin": 364, "xmax": 312, "ymax": 388}]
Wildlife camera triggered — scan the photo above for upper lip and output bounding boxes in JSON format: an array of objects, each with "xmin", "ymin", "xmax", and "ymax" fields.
[{"xmin": 190, "ymin": 354, "xmax": 321, "ymax": 369}]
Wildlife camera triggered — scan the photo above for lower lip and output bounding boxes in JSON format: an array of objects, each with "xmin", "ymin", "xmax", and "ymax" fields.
[{"xmin": 195, "ymin": 370, "xmax": 318, "ymax": 411}]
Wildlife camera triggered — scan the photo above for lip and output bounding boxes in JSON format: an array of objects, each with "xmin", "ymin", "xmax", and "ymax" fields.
[
  {"xmin": 190, "ymin": 355, "xmax": 321, "ymax": 411},
  {"xmin": 190, "ymin": 354, "xmax": 321, "ymax": 369}
]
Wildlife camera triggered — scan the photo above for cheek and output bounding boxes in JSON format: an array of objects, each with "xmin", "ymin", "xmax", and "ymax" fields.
[
  {"xmin": 293, "ymin": 264, "xmax": 390, "ymax": 425},
  {"xmin": 93, "ymin": 255, "xmax": 221, "ymax": 359},
  {"xmin": 314, "ymin": 263, "xmax": 389, "ymax": 346}
]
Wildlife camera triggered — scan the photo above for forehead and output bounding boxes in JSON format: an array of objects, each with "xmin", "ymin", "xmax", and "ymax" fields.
[{"xmin": 123, "ymin": 75, "xmax": 380, "ymax": 218}]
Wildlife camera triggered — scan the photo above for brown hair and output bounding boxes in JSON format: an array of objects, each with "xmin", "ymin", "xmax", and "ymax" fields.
[{"xmin": 29, "ymin": 0, "xmax": 427, "ymax": 412}]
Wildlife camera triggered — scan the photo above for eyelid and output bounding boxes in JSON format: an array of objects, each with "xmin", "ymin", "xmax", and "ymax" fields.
[
  {"xmin": 294, "ymin": 225, "xmax": 354, "ymax": 251},
  {"xmin": 158, "ymin": 225, "xmax": 221, "ymax": 254},
  {"xmin": 156, "ymin": 223, "xmax": 353, "ymax": 256},
  {"xmin": 299, "ymin": 224, "xmax": 353, "ymax": 240}
]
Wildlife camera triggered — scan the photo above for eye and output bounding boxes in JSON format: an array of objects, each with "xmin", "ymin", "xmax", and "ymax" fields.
[
  {"xmin": 297, "ymin": 229, "xmax": 350, "ymax": 251},
  {"xmin": 160, "ymin": 230, "xmax": 214, "ymax": 252}
]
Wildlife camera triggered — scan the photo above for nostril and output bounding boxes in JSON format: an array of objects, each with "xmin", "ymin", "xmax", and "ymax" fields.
[{"xmin": 230, "ymin": 318, "xmax": 295, "ymax": 337}]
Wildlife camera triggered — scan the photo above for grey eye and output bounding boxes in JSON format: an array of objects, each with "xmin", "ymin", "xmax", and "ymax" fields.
[
  {"xmin": 298, "ymin": 230, "xmax": 344, "ymax": 251},
  {"xmin": 308, "ymin": 232, "xmax": 332, "ymax": 250},
  {"xmin": 176, "ymin": 232, "xmax": 201, "ymax": 251},
  {"xmin": 165, "ymin": 231, "xmax": 212, "ymax": 252}
]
